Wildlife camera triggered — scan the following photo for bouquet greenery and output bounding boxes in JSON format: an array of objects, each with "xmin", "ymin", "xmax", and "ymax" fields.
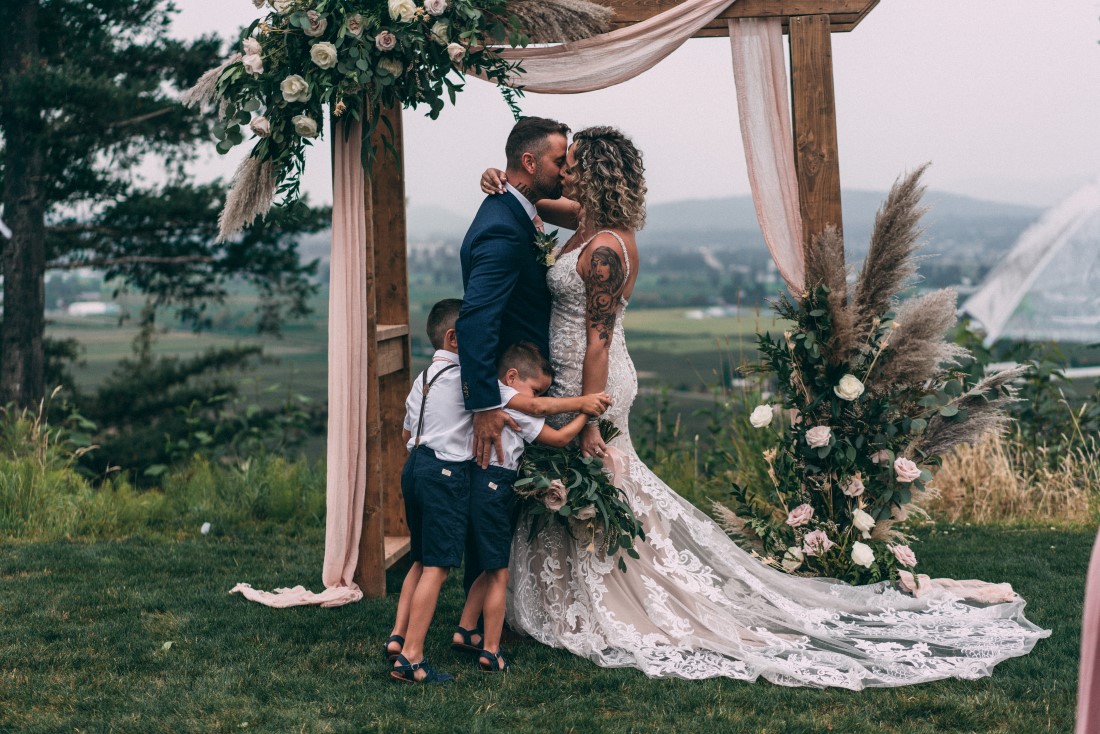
[
  {"xmin": 514, "ymin": 420, "xmax": 645, "ymax": 573},
  {"xmin": 717, "ymin": 166, "xmax": 1024, "ymax": 585}
]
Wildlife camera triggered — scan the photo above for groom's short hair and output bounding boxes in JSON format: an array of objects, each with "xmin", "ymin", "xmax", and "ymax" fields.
[
  {"xmin": 498, "ymin": 341, "xmax": 553, "ymax": 380},
  {"xmin": 505, "ymin": 117, "xmax": 570, "ymax": 170},
  {"xmin": 426, "ymin": 298, "xmax": 463, "ymax": 349}
]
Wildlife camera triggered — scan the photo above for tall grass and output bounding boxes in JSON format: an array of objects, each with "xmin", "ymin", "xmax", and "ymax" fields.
[{"xmin": 0, "ymin": 401, "xmax": 325, "ymax": 540}]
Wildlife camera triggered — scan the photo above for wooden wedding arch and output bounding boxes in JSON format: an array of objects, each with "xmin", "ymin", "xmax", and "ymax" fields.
[{"xmin": 357, "ymin": 0, "xmax": 879, "ymax": 597}]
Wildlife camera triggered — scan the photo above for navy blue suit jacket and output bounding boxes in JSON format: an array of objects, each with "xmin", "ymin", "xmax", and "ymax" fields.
[{"xmin": 456, "ymin": 193, "xmax": 552, "ymax": 411}]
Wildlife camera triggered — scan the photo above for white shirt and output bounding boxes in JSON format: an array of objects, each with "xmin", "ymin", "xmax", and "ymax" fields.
[
  {"xmin": 506, "ymin": 182, "xmax": 538, "ymax": 222},
  {"xmin": 403, "ymin": 350, "xmax": 472, "ymax": 461},
  {"xmin": 494, "ymin": 382, "xmax": 546, "ymax": 471}
]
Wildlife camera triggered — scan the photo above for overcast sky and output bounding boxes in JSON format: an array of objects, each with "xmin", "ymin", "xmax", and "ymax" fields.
[{"xmin": 173, "ymin": 0, "xmax": 1100, "ymax": 215}]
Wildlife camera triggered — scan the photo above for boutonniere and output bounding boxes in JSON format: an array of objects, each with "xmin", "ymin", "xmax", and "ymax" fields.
[{"xmin": 533, "ymin": 229, "xmax": 559, "ymax": 267}]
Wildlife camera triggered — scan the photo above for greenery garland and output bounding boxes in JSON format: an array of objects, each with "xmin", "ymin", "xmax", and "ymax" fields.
[{"xmin": 208, "ymin": 0, "xmax": 528, "ymax": 204}]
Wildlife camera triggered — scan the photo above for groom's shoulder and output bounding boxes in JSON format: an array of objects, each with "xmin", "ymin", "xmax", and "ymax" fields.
[{"xmin": 465, "ymin": 195, "xmax": 522, "ymax": 240}]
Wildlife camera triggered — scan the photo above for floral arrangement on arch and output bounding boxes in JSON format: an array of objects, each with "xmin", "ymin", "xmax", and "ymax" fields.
[
  {"xmin": 514, "ymin": 420, "xmax": 645, "ymax": 573},
  {"xmin": 183, "ymin": 0, "xmax": 611, "ymax": 239},
  {"xmin": 714, "ymin": 166, "xmax": 1024, "ymax": 585}
]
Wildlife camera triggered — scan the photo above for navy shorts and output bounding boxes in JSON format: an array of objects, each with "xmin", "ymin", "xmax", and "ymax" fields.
[
  {"xmin": 468, "ymin": 464, "xmax": 518, "ymax": 571},
  {"xmin": 401, "ymin": 447, "xmax": 470, "ymax": 568}
]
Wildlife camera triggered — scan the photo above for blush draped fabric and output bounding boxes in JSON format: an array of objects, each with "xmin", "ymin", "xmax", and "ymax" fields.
[
  {"xmin": 231, "ymin": 120, "xmax": 368, "ymax": 608},
  {"xmin": 1077, "ymin": 527, "xmax": 1100, "ymax": 733}
]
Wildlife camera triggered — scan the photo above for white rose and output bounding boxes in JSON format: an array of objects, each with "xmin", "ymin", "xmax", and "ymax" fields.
[
  {"xmin": 749, "ymin": 404, "xmax": 774, "ymax": 429},
  {"xmin": 851, "ymin": 508, "xmax": 875, "ymax": 539},
  {"xmin": 388, "ymin": 0, "xmax": 416, "ymax": 22},
  {"xmin": 242, "ymin": 37, "xmax": 262, "ymax": 56},
  {"xmin": 841, "ymin": 474, "xmax": 865, "ymax": 497},
  {"xmin": 249, "ymin": 115, "xmax": 271, "ymax": 137},
  {"xmin": 303, "ymin": 10, "xmax": 328, "ymax": 37},
  {"xmin": 805, "ymin": 425, "xmax": 832, "ymax": 448},
  {"xmin": 310, "ymin": 41, "xmax": 338, "ymax": 69},
  {"xmin": 291, "ymin": 114, "xmax": 319, "ymax": 138},
  {"xmin": 781, "ymin": 547, "xmax": 804, "ymax": 572},
  {"xmin": 375, "ymin": 31, "xmax": 397, "ymax": 51},
  {"xmin": 851, "ymin": 541, "xmax": 875, "ymax": 568},
  {"xmin": 446, "ymin": 42, "xmax": 465, "ymax": 64},
  {"xmin": 272, "ymin": 0, "xmax": 293, "ymax": 13},
  {"xmin": 345, "ymin": 13, "xmax": 364, "ymax": 37},
  {"xmin": 242, "ymin": 53, "xmax": 263, "ymax": 76},
  {"xmin": 834, "ymin": 374, "xmax": 865, "ymax": 401},
  {"xmin": 425, "ymin": 0, "xmax": 448, "ymax": 15},
  {"xmin": 280, "ymin": 74, "xmax": 311, "ymax": 102},
  {"xmin": 430, "ymin": 20, "xmax": 449, "ymax": 44},
  {"xmin": 378, "ymin": 57, "xmax": 404, "ymax": 77}
]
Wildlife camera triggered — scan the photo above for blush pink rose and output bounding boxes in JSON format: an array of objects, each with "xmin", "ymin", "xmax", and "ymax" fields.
[
  {"xmin": 889, "ymin": 544, "xmax": 918, "ymax": 568},
  {"xmin": 375, "ymin": 31, "xmax": 397, "ymax": 51},
  {"xmin": 801, "ymin": 529, "xmax": 835, "ymax": 557},
  {"xmin": 543, "ymin": 479, "xmax": 568, "ymax": 512},
  {"xmin": 242, "ymin": 53, "xmax": 263, "ymax": 76},
  {"xmin": 870, "ymin": 449, "xmax": 892, "ymax": 464},
  {"xmin": 842, "ymin": 475, "xmax": 865, "ymax": 497},
  {"xmin": 894, "ymin": 457, "xmax": 922, "ymax": 483},
  {"xmin": 785, "ymin": 503, "xmax": 814, "ymax": 527},
  {"xmin": 805, "ymin": 425, "xmax": 832, "ymax": 448},
  {"xmin": 242, "ymin": 37, "xmax": 262, "ymax": 56}
]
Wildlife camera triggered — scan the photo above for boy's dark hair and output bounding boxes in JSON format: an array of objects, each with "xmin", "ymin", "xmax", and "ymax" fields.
[
  {"xmin": 426, "ymin": 298, "xmax": 463, "ymax": 350},
  {"xmin": 498, "ymin": 341, "xmax": 553, "ymax": 381},
  {"xmin": 505, "ymin": 117, "xmax": 570, "ymax": 170}
]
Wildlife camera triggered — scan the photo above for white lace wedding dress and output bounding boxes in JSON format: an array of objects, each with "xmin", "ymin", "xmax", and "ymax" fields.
[{"xmin": 507, "ymin": 232, "xmax": 1050, "ymax": 688}]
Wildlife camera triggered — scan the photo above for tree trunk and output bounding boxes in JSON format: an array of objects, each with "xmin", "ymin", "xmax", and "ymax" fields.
[{"xmin": 0, "ymin": 0, "xmax": 46, "ymax": 408}]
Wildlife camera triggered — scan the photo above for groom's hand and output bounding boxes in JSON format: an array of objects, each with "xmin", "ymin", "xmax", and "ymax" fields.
[{"xmin": 473, "ymin": 409, "xmax": 520, "ymax": 469}]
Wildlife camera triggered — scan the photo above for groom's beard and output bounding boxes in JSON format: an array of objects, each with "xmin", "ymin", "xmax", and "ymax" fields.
[{"xmin": 532, "ymin": 165, "xmax": 564, "ymax": 201}]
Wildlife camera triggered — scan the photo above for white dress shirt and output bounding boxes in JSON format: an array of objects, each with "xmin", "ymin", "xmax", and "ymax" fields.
[
  {"xmin": 495, "ymin": 382, "xmax": 546, "ymax": 471},
  {"xmin": 403, "ymin": 350, "xmax": 472, "ymax": 461}
]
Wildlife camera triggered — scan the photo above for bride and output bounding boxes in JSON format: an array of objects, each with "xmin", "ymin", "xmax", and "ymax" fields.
[{"xmin": 479, "ymin": 126, "xmax": 1048, "ymax": 688}]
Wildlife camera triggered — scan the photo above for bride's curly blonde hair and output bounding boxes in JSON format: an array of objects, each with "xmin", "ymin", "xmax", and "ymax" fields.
[{"xmin": 571, "ymin": 126, "xmax": 646, "ymax": 231}]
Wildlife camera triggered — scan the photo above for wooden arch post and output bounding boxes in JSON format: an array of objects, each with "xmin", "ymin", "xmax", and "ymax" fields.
[{"xmin": 356, "ymin": 0, "xmax": 878, "ymax": 597}]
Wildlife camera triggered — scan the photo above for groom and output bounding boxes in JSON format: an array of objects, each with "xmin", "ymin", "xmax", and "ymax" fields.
[{"xmin": 455, "ymin": 116, "xmax": 570, "ymax": 590}]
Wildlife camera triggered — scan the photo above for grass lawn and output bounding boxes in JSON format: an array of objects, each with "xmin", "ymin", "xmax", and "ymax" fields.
[{"xmin": 0, "ymin": 525, "xmax": 1087, "ymax": 733}]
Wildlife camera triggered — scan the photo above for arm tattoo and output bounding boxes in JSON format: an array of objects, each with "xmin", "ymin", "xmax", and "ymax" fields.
[{"xmin": 585, "ymin": 245, "xmax": 626, "ymax": 343}]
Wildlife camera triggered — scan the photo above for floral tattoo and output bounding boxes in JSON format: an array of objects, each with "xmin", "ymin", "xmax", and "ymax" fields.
[{"xmin": 585, "ymin": 245, "xmax": 626, "ymax": 343}]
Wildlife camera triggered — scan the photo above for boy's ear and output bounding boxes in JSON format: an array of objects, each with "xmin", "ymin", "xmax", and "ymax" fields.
[
  {"xmin": 503, "ymin": 367, "xmax": 519, "ymax": 384},
  {"xmin": 445, "ymin": 327, "xmax": 458, "ymax": 347}
]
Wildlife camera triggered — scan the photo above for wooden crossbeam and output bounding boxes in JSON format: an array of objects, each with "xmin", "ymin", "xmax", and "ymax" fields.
[{"xmin": 603, "ymin": 0, "xmax": 879, "ymax": 36}]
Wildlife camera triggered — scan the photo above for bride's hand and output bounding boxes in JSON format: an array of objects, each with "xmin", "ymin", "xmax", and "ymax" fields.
[
  {"xmin": 579, "ymin": 423, "xmax": 608, "ymax": 459},
  {"xmin": 480, "ymin": 168, "xmax": 507, "ymax": 194}
]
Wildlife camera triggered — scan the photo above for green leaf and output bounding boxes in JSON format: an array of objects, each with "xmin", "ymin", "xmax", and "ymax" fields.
[{"xmin": 939, "ymin": 405, "xmax": 959, "ymax": 417}]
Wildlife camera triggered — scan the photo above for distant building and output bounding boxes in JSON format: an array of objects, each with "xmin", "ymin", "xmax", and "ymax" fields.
[{"xmin": 67, "ymin": 301, "xmax": 120, "ymax": 317}]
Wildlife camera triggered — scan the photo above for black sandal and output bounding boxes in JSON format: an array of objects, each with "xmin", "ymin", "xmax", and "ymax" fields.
[
  {"xmin": 450, "ymin": 625, "xmax": 483, "ymax": 654},
  {"xmin": 382, "ymin": 634, "xmax": 404, "ymax": 662},
  {"xmin": 390, "ymin": 654, "xmax": 455, "ymax": 685},
  {"xmin": 477, "ymin": 649, "xmax": 510, "ymax": 673}
]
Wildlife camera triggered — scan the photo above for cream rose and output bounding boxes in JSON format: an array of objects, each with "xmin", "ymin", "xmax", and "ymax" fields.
[
  {"xmin": 291, "ymin": 114, "xmax": 318, "ymax": 138},
  {"xmin": 894, "ymin": 457, "xmax": 922, "ymax": 483},
  {"xmin": 249, "ymin": 115, "xmax": 271, "ymax": 137},
  {"xmin": 388, "ymin": 0, "xmax": 416, "ymax": 22},
  {"xmin": 805, "ymin": 425, "xmax": 832, "ymax": 448},
  {"xmin": 446, "ymin": 42, "xmax": 465, "ymax": 63},
  {"xmin": 785, "ymin": 503, "xmax": 814, "ymax": 528},
  {"xmin": 280, "ymin": 74, "xmax": 311, "ymax": 102},
  {"xmin": 801, "ymin": 529, "xmax": 835, "ymax": 557},
  {"xmin": 430, "ymin": 20, "xmax": 449, "ymax": 45},
  {"xmin": 851, "ymin": 541, "xmax": 875, "ymax": 568},
  {"xmin": 889, "ymin": 544, "xmax": 918, "ymax": 568},
  {"xmin": 303, "ymin": 10, "xmax": 328, "ymax": 37},
  {"xmin": 842, "ymin": 475, "xmax": 865, "ymax": 497},
  {"xmin": 544, "ymin": 479, "xmax": 568, "ymax": 512},
  {"xmin": 272, "ymin": 0, "xmax": 294, "ymax": 13},
  {"xmin": 851, "ymin": 508, "xmax": 875, "ymax": 539},
  {"xmin": 310, "ymin": 41, "xmax": 338, "ymax": 69},
  {"xmin": 345, "ymin": 13, "xmax": 364, "ymax": 37},
  {"xmin": 781, "ymin": 547, "xmax": 804, "ymax": 572},
  {"xmin": 425, "ymin": 0, "xmax": 448, "ymax": 15},
  {"xmin": 575, "ymin": 504, "xmax": 596, "ymax": 521},
  {"xmin": 834, "ymin": 374, "xmax": 865, "ymax": 401},
  {"xmin": 242, "ymin": 53, "xmax": 263, "ymax": 76},
  {"xmin": 242, "ymin": 37, "xmax": 262, "ymax": 56},
  {"xmin": 378, "ymin": 57, "xmax": 404, "ymax": 77},
  {"xmin": 749, "ymin": 404, "xmax": 774, "ymax": 429},
  {"xmin": 375, "ymin": 31, "xmax": 397, "ymax": 51}
]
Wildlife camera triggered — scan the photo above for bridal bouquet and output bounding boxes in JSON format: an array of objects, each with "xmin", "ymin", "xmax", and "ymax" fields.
[
  {"xmin": 514, "ymin": 420, "xmax": 645, "ymax": 573},
  {"xmin": 716, "ymin": 166, "xmax": 1024, "ymax": 585}
]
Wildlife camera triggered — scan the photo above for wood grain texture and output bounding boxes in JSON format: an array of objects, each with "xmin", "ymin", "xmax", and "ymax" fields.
[
  {"xmin": 789, "ymin": 14, "xmax": 843, "ymax": 254},
  {"xmin": 604, "ymin": 0, "xmax": 877, "ymax": 34}
]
